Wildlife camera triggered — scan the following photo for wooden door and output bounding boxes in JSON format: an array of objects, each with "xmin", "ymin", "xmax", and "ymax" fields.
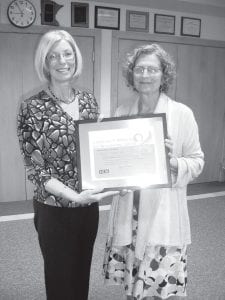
[
  {"xmin": 176, "ymin": 44, "xmax": 225, "ymax": 182},
  {"xmin": 0, "ymin": 27, "xmax": 99, "ymax": 202},
  {"xmin": 0, "ymin": 33, "xmax": 26, "ymax": 202}
]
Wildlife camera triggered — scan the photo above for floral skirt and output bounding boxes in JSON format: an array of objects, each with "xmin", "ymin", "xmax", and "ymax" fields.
[
  {"xmin": 103, "ymin": 242, "xmax": 187, "ymax": 299},
  {"xmin": 103, "ymin": 193, "xmax": 187, "ymax": 299}
]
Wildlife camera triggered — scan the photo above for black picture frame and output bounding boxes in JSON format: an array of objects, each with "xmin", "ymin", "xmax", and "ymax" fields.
[
  {"xmin": 95, "ymin": 6, "xmax": 120, "ymax": 30},
  {"xmin": 154, "ymin": 13, "xmax": 175, "ymax": 35},
  {"xmin": 126, "ymin": 10, "xmax": 149, "ymax": 32},
  {"xmin": 77, "ymin": 114, "xmax": 171, "ymax": 191},
  {"xmin": 181, "ymin": 17, "xmax": 201, "ymax": 37},
  {"xmin": 41, "ymin": 0, "xmax": 63, "ymax": 26},
  {"xmin": 71, "ymin": 2, "xmax": 89, "ymax": 27}
]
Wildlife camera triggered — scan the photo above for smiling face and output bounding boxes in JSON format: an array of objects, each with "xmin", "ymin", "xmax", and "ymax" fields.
[
  {"xmin": 46, "ymin": 39, "xmax": 76, "ymax": 85},
  {"xmin": 133, "ymin": 53, "xmax": 162, "ymax": 96}
]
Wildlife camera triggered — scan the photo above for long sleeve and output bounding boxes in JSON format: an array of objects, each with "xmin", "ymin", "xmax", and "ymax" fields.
[
  {"xmin": 17, "ymin": 90, "xmax": 100, "ymax": 207},
  {"xmin": 106, "ymin": 96, "xmax": 203, "ymax": 255},
  {"xmin": 173, "ymin": 107, "xmax": 204, "ymax": 187},
  {"xmin": 17, "ymin": 100, "xmax": 51, "ymax": 187}
]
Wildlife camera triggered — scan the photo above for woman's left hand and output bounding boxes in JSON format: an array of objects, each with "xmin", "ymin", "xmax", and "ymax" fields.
[{"xmin": 165, "ymin": 137, "xmax": 178, "ymax": 174}]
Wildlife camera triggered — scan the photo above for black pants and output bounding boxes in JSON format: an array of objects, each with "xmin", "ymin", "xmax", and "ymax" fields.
[{"xmin": 33, "ymin": 200, "xmax": 99, "ymax": 300}]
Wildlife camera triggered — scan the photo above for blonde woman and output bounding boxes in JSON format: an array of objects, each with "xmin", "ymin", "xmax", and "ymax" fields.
[{"xmin": 17, "ymin": 30, "xmax": 118, "ymax": 300}]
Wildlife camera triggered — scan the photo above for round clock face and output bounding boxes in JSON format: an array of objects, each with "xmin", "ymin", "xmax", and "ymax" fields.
[{"xmin": 7, "ymin": 0, "xmax": 36, "ymax": 28}]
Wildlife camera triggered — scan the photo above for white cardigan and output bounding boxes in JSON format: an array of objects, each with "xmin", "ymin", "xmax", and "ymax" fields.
[{"xmin": 107, "ymin": 93, "xmax": 204, "ymax": 260}]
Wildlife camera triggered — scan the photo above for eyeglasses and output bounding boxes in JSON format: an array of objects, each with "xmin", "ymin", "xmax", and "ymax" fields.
[
  {"xmin": 133, "ymin": 66, "xmax": 161, "ymax": 75},
  {"xmin": 47, "ymin": 51, "xmax": 75, "ymax": 63}
]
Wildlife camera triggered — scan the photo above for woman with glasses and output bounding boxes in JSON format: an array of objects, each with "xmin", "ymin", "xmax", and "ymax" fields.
[
  {"xmin": 17, "ymin": 30, "xmax": 118, "ymax": 300},
  {"xmin": 103, "ymin": 44, "xmax": 204, "ymax": 299}
]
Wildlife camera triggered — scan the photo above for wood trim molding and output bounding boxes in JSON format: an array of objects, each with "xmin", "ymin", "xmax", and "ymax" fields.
[
  {"xmin": 0, "ymin": 23, "xmax": 100, "ymax": 37},
  {"xmin": 112, "ymin": 30, "xmax": 225, "ymax": 49}
]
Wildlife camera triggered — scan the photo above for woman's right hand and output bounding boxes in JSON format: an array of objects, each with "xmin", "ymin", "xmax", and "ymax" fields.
[{"xmin": 77, "ymin": 188, "xmax": 119, "ymax": 205}]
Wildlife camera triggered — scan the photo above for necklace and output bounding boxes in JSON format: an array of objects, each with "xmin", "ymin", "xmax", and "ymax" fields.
[{"xmin": 48, "ymin": 86, "xmax": 75, "ymax": 104}]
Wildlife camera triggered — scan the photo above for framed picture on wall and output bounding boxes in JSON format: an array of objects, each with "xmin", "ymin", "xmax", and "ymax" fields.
[
  {"xmin": 181, "ymin": 17, "xmax": 201, "ymax": 37},
  {"xmin": 41, "ymin": 0, "xmax": 63, "ymax": 26},
  {"xmin": 126, "ymin": 10, "xmax": 149, "ymax": 32},
  {"xmin": 154, "ymin": 14, "xmax": 175, "ymax": 35},
  {"xmin": 71, "ymin": 2, "xmax": 89, "ymax": 27},
  {"xmin": 95, "ymin": 6, "xmax": 120, "ymax": 30}
]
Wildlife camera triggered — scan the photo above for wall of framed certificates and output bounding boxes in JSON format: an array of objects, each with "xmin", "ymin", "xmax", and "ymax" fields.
[{"xmin": 4, "ymin": 0, "xmax": 225, "ymax": 40}]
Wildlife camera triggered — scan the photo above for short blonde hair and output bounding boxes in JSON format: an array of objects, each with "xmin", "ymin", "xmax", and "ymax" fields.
[
  {"xmin": 123, "ymin": 43, "xmax": 176, "ymax": 93},
  {"xmin": 34, "ymin": 30, "xmax": 83, "ymax": 83}
]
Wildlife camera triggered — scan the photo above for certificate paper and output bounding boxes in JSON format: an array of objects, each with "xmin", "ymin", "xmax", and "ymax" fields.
[
  {"xmin": 89, "ymin": 127, "xmax": 156, "ymax": 179},
  {"xmin": 77, "ymin": 114, "xmax": 171, "ymax": 191}
]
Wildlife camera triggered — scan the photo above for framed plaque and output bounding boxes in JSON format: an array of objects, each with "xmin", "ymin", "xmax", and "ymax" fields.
[
  {"xmin": 71, "ymin": 2, "xmax": 89, "ymax": 27},
  {"xmin": 181, "ymin": 17, "xmax": 201, "ymax": 37},
  {"xmin": 77, "ymin": 114, "xmax": 171, "ymax": 191},
  {"xmin": 126, "ymin": 10, "xmax": 149, "ymax": 32},
  {"xmin": 41, "ymin": 0, "xmax": 63, "ymax": 26},
  {"xmin": 154, "ymin": 14, "xmax": 175, "ymax": 35},
  {"xmin": 95, "ymin": 6, "xmax": 120, "ymax": 30}
]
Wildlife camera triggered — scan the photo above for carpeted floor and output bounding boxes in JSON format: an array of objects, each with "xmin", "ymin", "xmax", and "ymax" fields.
[
  {"xmin": 91, "ymin": 197, "xmax": 225, "ymax": 300},
  {"xmin": 0, "ymin": 183, "xmax": 225, "ymax": 300}
]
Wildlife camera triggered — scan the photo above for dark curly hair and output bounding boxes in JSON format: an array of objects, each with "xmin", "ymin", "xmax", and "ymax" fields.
[{"xmin": 122, "ymin": 43, "xmax": 176, "ymax": 94}]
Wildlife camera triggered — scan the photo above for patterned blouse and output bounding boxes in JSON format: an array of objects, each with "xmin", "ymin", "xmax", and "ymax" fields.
[{"xmin": 17, "ymin": 89, "xmax": 99, "ymax": 207}]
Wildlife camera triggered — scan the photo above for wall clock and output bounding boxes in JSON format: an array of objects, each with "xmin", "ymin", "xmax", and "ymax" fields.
[{"xmin": 7, "ymin": 0, "xmax": 36, "ymax": 28}]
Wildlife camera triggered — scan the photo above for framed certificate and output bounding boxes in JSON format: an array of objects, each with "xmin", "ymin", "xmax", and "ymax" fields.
[
  {"xmin": 95, "ymin": 6, "xmax": 120, "ymax": 30},
  {"xmin": 181, "ymin": 17, "xmax": 201, "ymax": 37},
  {"xmin": 126, "ymin": 10, "xmax": 149, "ymax": 32},
  {"xmin": 154, "ymin": 14, "xmax": 175, "ymax": 35},
  {"xmin": 77, "ymin": 114, "xmax": 171, "ymax": 191}
]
